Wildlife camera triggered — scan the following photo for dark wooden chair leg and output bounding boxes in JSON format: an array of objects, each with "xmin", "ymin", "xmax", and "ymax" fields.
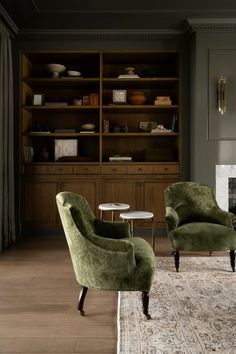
[
  {"xmin": 77, "ymin": 286, "xmax": 88, "ymax": 316},
  {"xmin": 230, "ymin": 250, "xmax": 235, "ymax": 272},
  {"xmin": 209, "ymin": 251, "xmax": 212, "ymax": 256},
  {"xmin": 142, "ymin": 291, "xmax": 151, "ymax": 320},
  {"xmin": 174, "ymin": 250, "xmax": 180, "ymax": 272}
]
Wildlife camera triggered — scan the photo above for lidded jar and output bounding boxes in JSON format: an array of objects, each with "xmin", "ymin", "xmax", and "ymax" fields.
[{"xmin": 128, "ymin": 91, "xmax": 146, "ymax": 105}]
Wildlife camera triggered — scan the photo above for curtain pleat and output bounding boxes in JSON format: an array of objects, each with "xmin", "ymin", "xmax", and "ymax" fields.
[{"xmin": 0, "ymin": 21, "xmax": 15, "ymax": 250}]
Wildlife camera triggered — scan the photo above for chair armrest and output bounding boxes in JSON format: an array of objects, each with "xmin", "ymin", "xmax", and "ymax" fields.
[
  {"xmin": 165, "ymin": 206, "xmax": 179, "ymax": 232},
  {"xmin": 89, "ymin": 231, "xmax": 133, "ymax": 252},
  {"xmin": 94, "ymin": 218, "xmax": 131, "ymax": 239},
  {"xmin": 209, "ymin": 207, "xmax": 234, "ymax": 228}
]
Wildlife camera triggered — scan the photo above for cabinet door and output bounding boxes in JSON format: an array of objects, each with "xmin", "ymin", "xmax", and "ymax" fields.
[
  {"xmin": 23, "ymin": 181, "xmax": 58, "ymax": 227},
  {"xmin": 143, "ymin": 180, "xmax": 178, "ymax": 226},
  {"xmin": 101, "ymin": 178, "xmax": 136, "ymax": 220},
  {"xmin": 61, "ymin": 178, "xmax": 100, "ymax": 216}
]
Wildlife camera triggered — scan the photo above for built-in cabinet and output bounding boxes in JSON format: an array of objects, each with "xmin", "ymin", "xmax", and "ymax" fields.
[{"xmin": 21, "ymin": 50, "xmax": 182, "ymax": 229}]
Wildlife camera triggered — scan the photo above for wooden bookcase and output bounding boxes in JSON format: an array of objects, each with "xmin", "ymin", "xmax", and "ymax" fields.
[{"xmin": 21, "ymin": 50, "xmax": 181, "ymax": 229}]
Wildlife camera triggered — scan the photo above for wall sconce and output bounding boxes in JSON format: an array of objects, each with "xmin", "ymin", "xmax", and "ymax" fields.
[{"xmin": 217, "ymin": 76, "xmax": 226, "ymax": 115}]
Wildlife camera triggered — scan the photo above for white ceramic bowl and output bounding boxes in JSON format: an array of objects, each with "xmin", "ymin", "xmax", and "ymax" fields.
[
  {"xmin": 47, "ymin": 63, "xmax": 66, "ymax": 78},
  {"xmin": 67, "ymin": 70, "xmax": 81, "ymax": 77},
  {"xmin": 81, "ymin": 123, "xmax": 95, "ymax": 131}
]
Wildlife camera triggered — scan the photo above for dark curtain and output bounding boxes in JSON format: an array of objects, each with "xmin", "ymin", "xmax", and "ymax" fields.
[{"xmin": 0, "ymin": 21, "xmax": 15, "ymax": 250}]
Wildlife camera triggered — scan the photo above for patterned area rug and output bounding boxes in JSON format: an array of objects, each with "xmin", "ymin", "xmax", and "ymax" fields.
[{"xmin": 117, "ymin": 257, "xmax": 236, "ymax": 354}]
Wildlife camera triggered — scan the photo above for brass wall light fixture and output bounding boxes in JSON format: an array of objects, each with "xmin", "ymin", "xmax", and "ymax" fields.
[{"xmin": 217, "ymin": 75, "xmax": 226, "ymax": 115}]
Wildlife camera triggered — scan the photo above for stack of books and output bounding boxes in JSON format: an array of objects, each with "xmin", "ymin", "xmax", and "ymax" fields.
[
  {"xmin": 154, "ymin": 96, "xmax": 172, "ymax": 106},
  {"xmin": 44, "ymin": 102, "xmax": 68, "ymax": 106},
  {"xmin": 109, "ymin": 155, "xmax": 132, "ymax": 162}
]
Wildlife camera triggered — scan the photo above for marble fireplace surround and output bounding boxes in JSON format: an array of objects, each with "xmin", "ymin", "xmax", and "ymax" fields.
[{"xmin": 215, "ymin": 165, "xmax": 236, "ymax": 211}]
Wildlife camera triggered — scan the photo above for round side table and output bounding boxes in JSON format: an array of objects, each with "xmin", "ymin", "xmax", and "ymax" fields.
[
  {"xmin": 120, "ymin": 211, "xmax": 155, "ymax": 251},
  {"xmin": 98, "ymin": 203, "xmax": 130, "ymax": 221}
]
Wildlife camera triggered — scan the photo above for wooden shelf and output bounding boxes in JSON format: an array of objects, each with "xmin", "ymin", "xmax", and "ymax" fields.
[
  {"xmin": 102, "ymin": 105, "xmax": 178, "ymax": 110},
  {"xmin": 24, "ymin": 105, "xmax": 99, "ymax": 111},
  {"xmin": 23, "ymin": 77, "xmax": 100, "ymax": 88},
  {"xmin": 27, "ymin": 132, "xmax": 100, "ymax": 137},
  {"xmin": 102, "ymin": 77, "xmax": 178, "ymax": 81},
  {"xmin": 102, "ymin": 132, "xmax": 178, "ymax": 137}
]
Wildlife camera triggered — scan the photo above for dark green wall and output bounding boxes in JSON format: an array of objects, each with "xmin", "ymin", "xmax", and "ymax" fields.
[{"xmin": 190, "ymin": 30, "xmax": 236, "ymax": 190}]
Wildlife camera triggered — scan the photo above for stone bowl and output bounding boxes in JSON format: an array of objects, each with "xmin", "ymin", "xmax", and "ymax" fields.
[{"xmin": 80, "ymin": 123, "xmax": 95, "ymax": 131}]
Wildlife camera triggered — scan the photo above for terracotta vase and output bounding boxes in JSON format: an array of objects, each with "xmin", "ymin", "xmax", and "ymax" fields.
[{"xmin": 128, "ymin": 91, "xmax": 146, "ymax": 105}]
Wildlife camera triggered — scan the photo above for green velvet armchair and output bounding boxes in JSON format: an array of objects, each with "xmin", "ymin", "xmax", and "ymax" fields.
[
  {"xmin": 56, "ymin": 191, "xmax": 155, "ymax": 319},
  {"xmin": 165, "ymin": 182, "xmax": 236, "ymax": 272}
]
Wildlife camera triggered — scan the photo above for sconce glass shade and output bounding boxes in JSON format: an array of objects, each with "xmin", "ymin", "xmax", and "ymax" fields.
[{"xmin": 217, "ymin": 76, "xmax": 226, "ymax": 115}]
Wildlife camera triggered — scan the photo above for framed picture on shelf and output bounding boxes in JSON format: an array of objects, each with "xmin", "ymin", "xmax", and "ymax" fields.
[
  {"xmin": 32, "ymin": 94, "xmax": 44, "ymax": 106},
  {"xmin": 112, "ymin": 90, "xmax": 127, "ymax": 103},
  {"xmin": 54, "ymin": 139, "xmax": 78, "ymax": 161}
]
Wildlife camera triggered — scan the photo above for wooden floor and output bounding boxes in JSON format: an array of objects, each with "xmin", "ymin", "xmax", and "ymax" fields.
[{"xmin": 0, "ymin": 233, "xmax": 225, "ymax": 354}]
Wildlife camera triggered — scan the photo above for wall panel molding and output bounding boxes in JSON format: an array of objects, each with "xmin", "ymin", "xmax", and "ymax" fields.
[
  {"xmin": 187, "ymin": 18, "xmax": 236, "ymax": 32},
  {"xmin": 17, "ymin": 29, "xmax": 183, "ymax": 41}
]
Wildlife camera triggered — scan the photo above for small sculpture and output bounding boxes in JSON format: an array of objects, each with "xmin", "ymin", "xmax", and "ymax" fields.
[{"xmin": 47, "ymin": 63, "xmax": 66, "ymax": 78}]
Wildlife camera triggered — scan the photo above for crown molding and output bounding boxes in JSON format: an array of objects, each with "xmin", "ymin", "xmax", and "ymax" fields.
[
  {"xmin": 16, "ymin": 28, "xmax": 183, "ymax": 41},
  {"xmin": 0, "ymin": 4, "xmax": 18, "ymax": 36},
  {"xmin": 186, "ymin": 18, "xmax": 236, "ymax": 32}
]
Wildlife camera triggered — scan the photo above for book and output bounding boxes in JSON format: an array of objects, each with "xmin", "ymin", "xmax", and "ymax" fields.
[
  {"xmin": 29, "ymin": 131, "xmax": 51, "ymax": 134},
  {"xmin": 44, "ymin": 102, "xmax": 68, "ymax": 106},
  {"xmin": 151, "ymin": 128, "xmax": 172, "ymax": 133},
  {"xmin": 54, "ymin": 129, "xmax": 76, "ymax": 133},
  {"xmin": 171, "ymin": 113, "xmax": 178, "ymax": 132},
  {"xmin": 109, "ymin": 155, "xmax": 132, "ymax": 162},
  {"xmin": 154, "ymin": 101, "xmax": 172, "ymax": 106},
  {"xmin": 118, "ymin": 74, "xmax": 140, "ymax": 78}
]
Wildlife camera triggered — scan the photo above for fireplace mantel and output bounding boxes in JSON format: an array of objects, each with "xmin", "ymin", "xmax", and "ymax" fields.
[{"xmin": 216, "ymin": 165, "xmax": 236, "ymax": 211}]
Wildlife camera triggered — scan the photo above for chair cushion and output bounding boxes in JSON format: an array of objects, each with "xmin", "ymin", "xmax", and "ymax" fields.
[
  {"xmin": 128, "ymin": 237, "xmax": 156, "ymax": 291},
  {"xmin": 169, "ymin": 222, "xmax": 236, "ymax": 251},
  {"xmin": 94, "ymin": 218, "xmax": 131, "ymax": 239}
]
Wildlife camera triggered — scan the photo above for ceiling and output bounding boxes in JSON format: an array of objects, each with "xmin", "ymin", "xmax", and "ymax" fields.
[{"xmin": 1, "ymin": 0, "xmax": 236, "ymax": 31}]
